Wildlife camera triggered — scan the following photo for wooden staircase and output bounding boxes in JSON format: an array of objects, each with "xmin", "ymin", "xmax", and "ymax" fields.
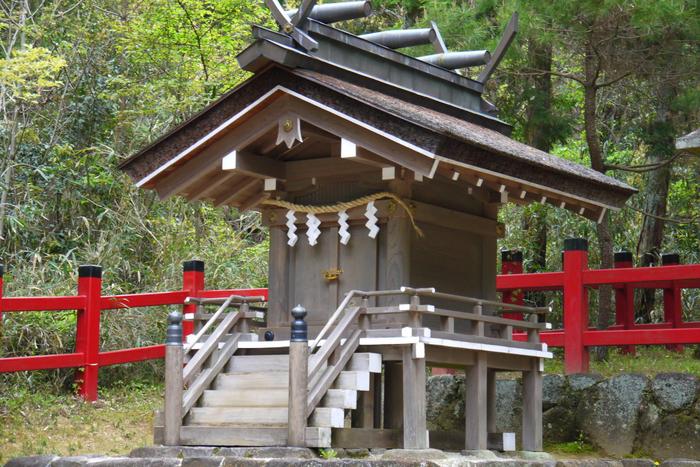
[
  {"xmin": 173, "ymin": 351, "xmax": 381, "ymax": 447},
  {"xmin": 158, "ymin": 295, "xmax": 383, "ymax": 448}
]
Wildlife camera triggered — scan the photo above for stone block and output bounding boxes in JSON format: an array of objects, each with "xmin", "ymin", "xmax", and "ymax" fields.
[
  {"xmin": 567, "ymin": 374, "xmax": 602, "ymax": 393},
  {"xmin": 637, "ymin": 413, "xmax": 700, "ymax": 459},
  {"xmin": 181, "ymin": 457, "xmax": 225, "ymax": 467},
  {"xmin": 130, "ymin": 447, "xmax": 216, "ymax": 458},
  {"xmin": 543, "ymin": 374, "xmax": 566, "ymax": 410},
  {"xmin": 4, "ymin": 456, "xmax": 58, "ymax": 467},
  {"xmin": 651, "ymin": 373, "xmax": 698, "ymax": 412},
  {"xmin": 426, "ymin": 375, "xmax": 464, "ymax": 431},
  {"xmin": 577, "ymin": 374, "xmax": 648, "ymax": 456},
  {"xmin": 660, "ymin": 461, "xmax": 700, "ymax": 467},
  {"xmin": 621, "ymin": 460, "xmax": 656, "ymax": 467},
  {"xmin": 543, "ymin": 406, "xmax": 577, "ymax": 443}
]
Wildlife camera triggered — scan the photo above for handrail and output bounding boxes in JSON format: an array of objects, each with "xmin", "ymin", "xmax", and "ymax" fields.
[
  {"xmin": 401, "ymin": 286, "xmax": 551, "ymax": 314},
  {"xmin": 309, "ymin": 290, "xmax": 361, "ymax": 354},
  {"xmin": 183, "ymin": 295, "xmax": 236, "ymax": 353}
]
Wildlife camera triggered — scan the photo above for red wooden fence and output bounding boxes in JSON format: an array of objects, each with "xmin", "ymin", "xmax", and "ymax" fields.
[
  {"xmin": 2, "ymin": 239, "xmax": 700, "ymax": 400},
  {"xmin": 499, "ymin": 238, "xmax": 700, "ymax": 374},
  {"xmin": 0, "ymin": 260, "xmax": 267, "ymax": 401}
]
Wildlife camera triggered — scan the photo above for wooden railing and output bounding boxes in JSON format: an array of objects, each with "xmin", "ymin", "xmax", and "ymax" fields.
[
  {"xmin": 498, "ymin": 238, "xmax": 700, "ymax": 373},
  {"xmin": 300, "ymin": 286, "xmax": 548, "ymax": 423},
  {"xmin": 0, "ymin": 260, "xmax": 267, "ymax": 401}
]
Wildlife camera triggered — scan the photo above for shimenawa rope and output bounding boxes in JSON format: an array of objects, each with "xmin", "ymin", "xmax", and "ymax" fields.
[{"xmin": 261, "ymin": 191, "xmax": 423, "ymax": 236}]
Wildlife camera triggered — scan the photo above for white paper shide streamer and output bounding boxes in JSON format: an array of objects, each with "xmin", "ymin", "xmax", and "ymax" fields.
[
  {"xmin": 365, "ymin": 201, "xmax": 379, "ymax": 239},
  {"xmin": 306, "ymin": 213, "xmax": 321, "ymax": 246},
  {"xmin": 338, "ymin": 210, "xmax": 350, "ymax": 245},
  {"xmin": 285, "ymin": 210, "xmax": 298, "ymax": 247}
]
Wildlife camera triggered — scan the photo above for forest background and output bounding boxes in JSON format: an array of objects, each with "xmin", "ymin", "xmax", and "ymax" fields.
[{"xmin": 0, "ymin": 0, "xmax": 699, "ymax": 390}]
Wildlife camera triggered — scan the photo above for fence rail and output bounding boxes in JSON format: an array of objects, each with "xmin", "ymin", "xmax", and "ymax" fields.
[
  {"xmin": 499, "ymin": 238, "xmax": 700, "ymax": 373},
  {"xmin": 3, "ymin": 238, "xmax": 700, "ymax": 399},
  {"xmin": 0, "ymin": 260, "xmax": 267, "ymax": 401}
]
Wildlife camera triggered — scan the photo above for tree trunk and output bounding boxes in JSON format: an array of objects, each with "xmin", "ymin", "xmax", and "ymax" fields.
[
  {"xmin": 583, "ymin": 36, "xmax": 613, "ymax": 360},
  {"xmin": 635, "ymin": 86, "xmax": 675, "ymax": 322},
  {"xmin": 521, "ymin": 39, "xmax": 554, "ymax": 310}
]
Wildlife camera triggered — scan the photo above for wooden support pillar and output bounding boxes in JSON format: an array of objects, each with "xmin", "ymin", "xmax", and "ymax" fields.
[
  {"xmin": 288, "ymin": 305, "xmax": 309, "ymax": 447},
  {"xmin": 662, "ymin": 253, "xmax": 683, "ymax": 352},
  {"xmin": 487, "ymin": 369, "xmax": 497, "ymax": 433},
  {"xmin": 182, "ymin": 260, "xmax": 204, "ymax": 338},
  {"xmin": 384, "ymin": 362, "xmax": 403, "ymax": 430},
  {"xmin": 522, "ymin": 358, "xmax": 543, "ymax": 451},
  {"xmin": 75, "ymin": 265, "xmax": 102, "ymax": 401},
  {"xmin": 164, "ymin": 312, "xmax": 183, "ymax": 446},
  {"xmin": 563, "ymin": 238, "xmax": 589, "ymax": 374},
  {"xmin": 614, "ymin": 251, "xmax": 635, "ymax": 355},
  {"xmin": 465, "ymin": 353, "xmax": 487, "ymax": 450},
  {"xmin": 402, "ymin": 343, "xmax": 427, "ymax": 449}
]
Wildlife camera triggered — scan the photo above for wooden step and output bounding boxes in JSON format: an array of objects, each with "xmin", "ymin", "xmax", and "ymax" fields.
[
  {"xmin": 227, "ymin": 354, "xmax": 288, "ymax": 372},
  {"xmin": 332, "ymin": 371, "xmax": 370, "ymax": 391},
  {"xmin": 309, "ymin": 407, "xmax": 345, "ymax": 428},
  {"xmin": 200, "ymin": 388, "xmax": 288, "ymax": 407},
  {"xmin": 348, "ymin": 353, "xmax": 382, "ymax": 373},
  {"xmin": 173, "ymin": 426, "xmax": 331, "ymax": 447},
  {"xmin": 320, "ymin": 389, "xmax": 357, "ymax": 410},
  {"xmin": 214, "ymin": 371, "xmax": 289, "ymax": 390},
  {"xmin": 186, "ymin": 407, "xmax": 287, "ymax": 426}
]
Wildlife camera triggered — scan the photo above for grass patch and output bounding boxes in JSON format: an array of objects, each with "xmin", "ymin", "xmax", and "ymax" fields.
[
  {"xmin": 544, "ymin": 346, "xmax": 700, "ymax": 377},
  {"xmin": 0, "ymin": 381, "xmax": 162, "ymax": 464}
]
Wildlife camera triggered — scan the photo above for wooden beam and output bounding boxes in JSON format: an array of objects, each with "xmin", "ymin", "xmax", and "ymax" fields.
[
  {"xmin": 189, "ymin": 172, "xmax": 239, "ymax": 201},
  {"xmin": 152, "ymin": 98, "xmax": 287, "ymax": 198},
  {"xmin": 214, "ymin": 178, "xmax": 260, "ymax": 207},
  {"xmin": 222, "ymin": 150, "xmax": 286, "ymax": 180}
]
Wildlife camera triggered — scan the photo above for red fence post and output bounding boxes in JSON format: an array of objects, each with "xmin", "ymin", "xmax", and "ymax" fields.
[
  {"xmin": 182, "ymin": 260, "xmax": 204, "ymax": 339},
  {"xmin": 501, "ymin": 250, "xmax": 524, "ymax": 320},
  {"xmin": 563, "ymin": 238, "xmax": 589, "ymax": 374},
  {"xmin": 614, "ymin": 251, "xmax": 636, "ymax": 355},
  {"xmin": 75, "ymin": 265, "xmax": 102, "ymax": 401},
  {"xmin": 662, "ymin": 253, "xmax": 683, "ymax": 352}
]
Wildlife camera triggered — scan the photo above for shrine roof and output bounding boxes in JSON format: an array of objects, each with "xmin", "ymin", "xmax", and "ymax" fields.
[{"xmin": 120, "ymin": 66, "xmax": 635, "ymax": 219}]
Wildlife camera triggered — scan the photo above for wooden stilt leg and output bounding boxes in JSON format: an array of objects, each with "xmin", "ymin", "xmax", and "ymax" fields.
[
  {"xmin": 522, "ymin": 358, "xmax": 543, "ymax": 451},
  {"xmin": 384, "ymin": 362, "xmax": 403, "ymax": 430},
  {"xmin": 487, "ymin": 369, "xmax": 497, "ymax": 434},
  {"xmin": 465, "ymin": 353, "xmax": 487, "ymax": 450},
  {"xmin": 402, "ymin": 344, "xmax": 427, "ymax": 449}
]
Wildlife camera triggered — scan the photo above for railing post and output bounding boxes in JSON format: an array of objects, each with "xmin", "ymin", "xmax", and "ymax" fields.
[
  {"xmin": 182, "ymin": 260, "xmax": 204, "ymax": 339},
  {"xmin": 563, "ymin": 238, "xmax": 589, "ymax": 374},
  {"xmin": 662, "ymin": 253, "xmax": 683, "ymax": 352},
  {"xmin": 75, "ymin": 265, "xmax": 102, "ymax": 401},
  {"xmin": 614, "ymin": 251, "xmax": 635, "ymax": 355},
  {"xmin": 501, "ymin": 250, "xmax": 524, "ymax": 320},
  {"xmin": 164, "ymin": 311, "xmax": 183, "ymax": 446},
  {"xmin": 288, "ymin": 305, "xmax": 308, "ymax": 447}
]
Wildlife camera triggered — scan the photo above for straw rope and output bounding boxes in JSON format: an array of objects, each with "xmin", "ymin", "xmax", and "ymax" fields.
[{"xmin": 261, "ymin": 191, "xmax": 423, "ymax": 236}]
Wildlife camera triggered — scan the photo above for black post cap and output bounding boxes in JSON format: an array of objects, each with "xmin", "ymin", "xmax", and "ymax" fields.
[
  {"xmin": 564, "ymin": 238, "xmax": 588, "ymax": 251},
  {"xmin": 0, "ymin": 264, "xmax": 3, "ymax": 277},
  {"xmin": 501, "ymin": 250, "xmax": 523, "ymax": 262},
  {"xmin": 614, "ymin": 251, "xmax": 633, "ymax": 263},
  {"xmin": 78, "ymin": 265, "xmax": 102, "ymax": 278},
  {"xmin": 264, "ymin": 330, "xmax": 275, "ymax": 341},
  {"xmin": 183, "ymin": 260, "xmax": 205, "ymax": 272},
  {"xmin": 662, "ymin": 253, "xmax": 680, "ymax": 265},
  {"xmin": 290, "ymin": 305, "xmax": 308, "ymax": 342},
  {"xmin": 166, "ymin": 311, "xmax": 183, "ymax": 345}
]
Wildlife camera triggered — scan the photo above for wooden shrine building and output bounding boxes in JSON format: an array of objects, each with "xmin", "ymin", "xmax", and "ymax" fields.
[{"xmin": 120, "ymin": 0, "xmax": 636, "ymax": 453}]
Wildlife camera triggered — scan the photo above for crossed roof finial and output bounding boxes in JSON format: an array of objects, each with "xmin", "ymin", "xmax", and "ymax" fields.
[{"xmin": 265, "ymin": 0, "xmax": 319, "ymax": 51}]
